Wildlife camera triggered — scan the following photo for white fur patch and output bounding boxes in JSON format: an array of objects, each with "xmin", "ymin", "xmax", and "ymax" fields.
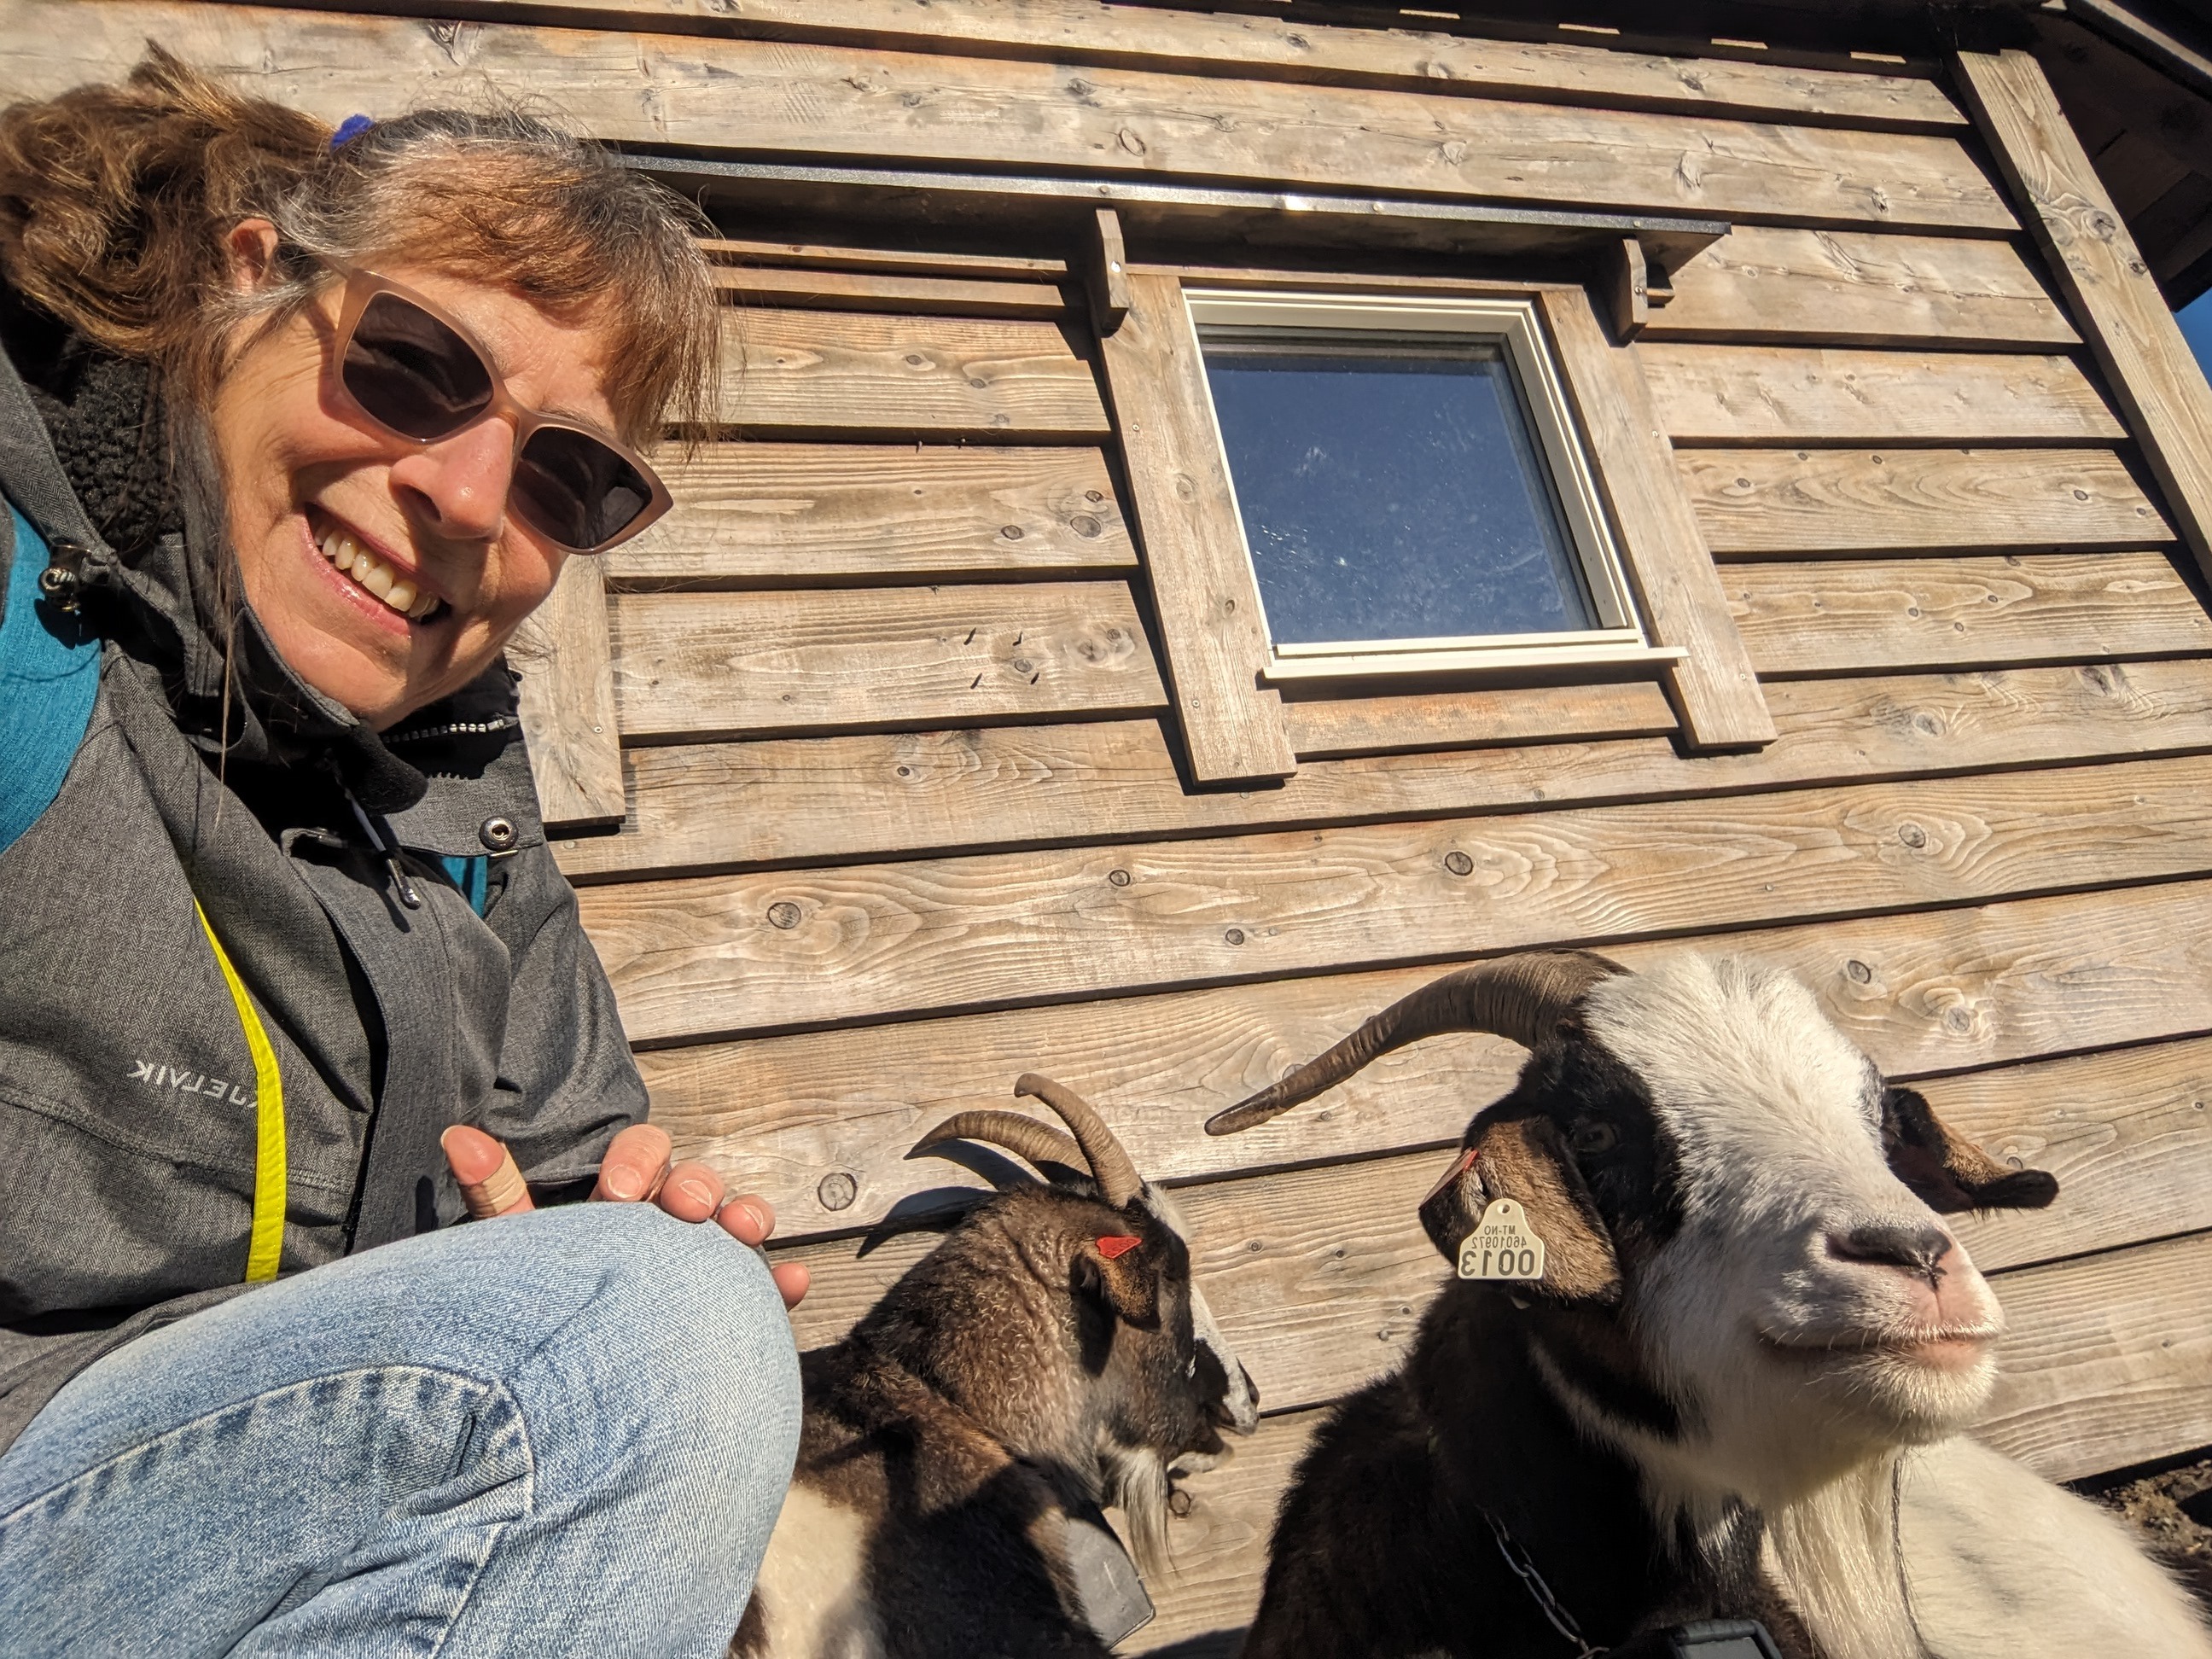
[
  {"xmin": 748, "ymin": 1484, "xmax": 886, "ymax": 1659},
  {"xmin": 1899, "ymin": 1439, "xmax": 2212, "ymax": 1659}
]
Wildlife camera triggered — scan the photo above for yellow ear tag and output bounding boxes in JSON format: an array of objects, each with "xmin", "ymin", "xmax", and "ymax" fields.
[{"xmin": 1457, "ymin": 1198, "xmax": 1547, "ymax": 1281}]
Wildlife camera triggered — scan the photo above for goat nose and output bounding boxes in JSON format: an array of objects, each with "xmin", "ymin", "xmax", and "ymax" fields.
[
  {"xmin": 1242, "ymin": 1364, "xmax": 1260, "ymax": 1411},
  {"xmin": 1828, "ymin": 1222, "xmax": 1954, "ymax": 1278}
]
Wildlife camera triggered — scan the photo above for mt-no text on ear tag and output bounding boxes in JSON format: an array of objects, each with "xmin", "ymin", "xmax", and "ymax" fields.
[{"xmin": 1458, "ymin": 1198, "xmax": 1547, "ymax": 1281}]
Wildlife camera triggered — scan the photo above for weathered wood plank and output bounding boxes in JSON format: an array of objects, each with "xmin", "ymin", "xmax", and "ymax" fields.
[
  {"xmin": 1650, "ymin": 228, "xmax": 2076, "ymax": 347},
  {"xmin": 557, "ymin": 659, "xmax": 2212, "ymax": 883},
  {"xmin": 714, "ymin": 310, "xmax": 1108, "ymax": 440},
  {"xmin": 1282, "ymin": 681, "xmax": 1679, "ymax": 760},
  {"xmin": 606, "ymin": 583, "xmax": 1166, "ymax": 742},
  {"xmin": 1977, "ymin": 1230, "xmax": 2212, "ymax": 1481},
  {"xmin": 208, "ymin": 0, "xmax": 1970, "ymax": 131},
  {"xmin": 1540, "ymin": 287, "xmax": 1775, "ymax": 750},
  {"xmin": 0, "ymin": 3, "xmax": 2011, "ymax": 233},
  {"xmin": 651, "ymin": 878, "xmax": 2212, "ymax": 1238},
  {"xmin": 608, "ymin": 445, "xmax": 1135, "ymax": 588},
  {"xmin": 1098, "ymin": 273, "xmax": 1296, "ymax": 785},
  {"xmin": 1730, "ymin": 550, "xmax": 2212, "ymax": 674},
  {"xmin": 1684, "ymin": 448, "xmax": 2171, "ymax": 555},
  {"xmin": 701, "ymin": 239, "xmax": 1068, "ymax": 280},
  {"xmin": 511, "ymin": 556, "xmax": 624, "ymax": 831},
  {"xmin": 583, "ymin": 750, "xmax": 2212, "ymax": 1046},
  {"xmin": 711, "ymin": 265, "xmax": 1068, "ymax": 318},
  {"xmin": 1640, "ymin": 345, "xmax": 2126, "ymax": 445},
  {"xmin": 1959, "ymin": 50, "xmax": 2212, "ymax": 596}
]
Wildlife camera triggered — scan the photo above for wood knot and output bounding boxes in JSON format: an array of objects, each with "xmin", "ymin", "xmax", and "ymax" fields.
[{"xmin": 766, "ymin": 901, "xmax": 803, "ymax": 930}]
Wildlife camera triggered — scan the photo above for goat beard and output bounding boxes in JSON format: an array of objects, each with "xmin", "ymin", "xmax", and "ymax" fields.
[{"xmin": 1100, "ymin": 1443, "xmax": 1173, "ymax": 1578}]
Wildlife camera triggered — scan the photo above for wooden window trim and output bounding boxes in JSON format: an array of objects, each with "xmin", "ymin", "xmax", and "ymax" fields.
[
  {"xmin": 514, "ymin": 556, "xmax": 626, "ymax": 833},
  {"xmin": 1097, "ymin": 270, "xmax": 1774, "ymax": 776},
  {"xmin": 1535, "ymin": 284, "xmax": 1778, "ymax": 752},
  {"xmin": 1097, "ymin": 269, "xmax": 1300, "ymax": 787}
]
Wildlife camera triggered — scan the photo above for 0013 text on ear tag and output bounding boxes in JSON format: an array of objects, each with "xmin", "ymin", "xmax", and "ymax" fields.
[{"xmin": 1458, "ymin": 1198, "xmax": 1547, "ymax": 1281}]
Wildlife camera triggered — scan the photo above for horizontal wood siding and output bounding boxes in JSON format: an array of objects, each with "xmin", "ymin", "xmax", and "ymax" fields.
[
  {"xmin": 613, "ymin": 445, "xmax": 1136, "ymax": 587},
  {"xmin": 80, "ymin": 3, "xmax": 2212, "ymax": 1639},
  {"xmin": 714, "ymin": 309, "xmax": 1109, "ymax": 439},
  {"xmin": 1681, "ymin": 446, "xmax": 2171, "ymax": 554},
  {"xmin": 606, "ymin": 583, "xmax": 1165, "ymax": 742},
  {"xmin": 0, "ymin": 3, "xmax": 2015, "ymax": 231}
]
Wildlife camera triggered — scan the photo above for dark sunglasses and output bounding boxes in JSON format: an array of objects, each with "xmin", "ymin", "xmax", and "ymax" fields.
[{"xmin": 322, "ymin": 262, "xmax": 672, "ymax": 555}]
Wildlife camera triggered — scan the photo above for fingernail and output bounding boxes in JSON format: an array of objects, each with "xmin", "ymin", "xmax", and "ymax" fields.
[
  {"xmin": 740, "ymin": 1202, "xmax": 768, "ymax": 1234},
  {"xmin": 602, "ymin": 1169, "xmax": 642, "ymax": 1202},
  {"xmin": 677, "ymin": 1178, "xmax": 715, "ymax": 1208}
]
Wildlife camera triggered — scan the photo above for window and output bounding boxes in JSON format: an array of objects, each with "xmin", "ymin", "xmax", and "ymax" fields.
[{"xmin": 1185, "ymin": 292, "xmax": 1646, "ymax": 678}]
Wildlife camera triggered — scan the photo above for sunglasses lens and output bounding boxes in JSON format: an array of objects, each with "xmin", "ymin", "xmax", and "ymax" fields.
[
  {"xmin": 515, "ymin": 425, "xmax": 657, "ymax": 551},
  {"xmin": 343, "ymin": 292, "xmax": 495, "ymax": 440}
]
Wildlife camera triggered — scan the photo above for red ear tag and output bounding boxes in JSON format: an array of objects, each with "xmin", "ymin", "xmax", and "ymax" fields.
[{"xmin": 1097, "ymin": 1234, "xmax": 1143, "ymax": 1260}]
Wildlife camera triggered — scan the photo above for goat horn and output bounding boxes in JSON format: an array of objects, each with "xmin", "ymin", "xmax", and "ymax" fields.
[
  {"xmin": 1013, "ymin": 1072, "xmax": 1144, "ymax": 1209},
  {"xmin": 912, "ymin": 1109, "xmax": 1086, "ymax": 1177},
  {"xmin": 1204, "ymin": 951, "xmax": 1627, "ymax": 1137}
]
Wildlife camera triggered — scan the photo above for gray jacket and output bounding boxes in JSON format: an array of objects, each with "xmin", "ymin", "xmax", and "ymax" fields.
[{"xmin": 0, "ymin": 325, "xmax": 646, "ymax": 1457}]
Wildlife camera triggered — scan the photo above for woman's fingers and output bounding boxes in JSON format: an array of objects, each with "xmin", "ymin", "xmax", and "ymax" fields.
[
  {"xmin": 593, "ymin": 1122, "xmax": 673, "ymax": 1203},
  {"xmin": 714, "ymin": 1193, "xmax": 777, "ymax": 1247},
  {"xmin": 771, "ymin": 1260, "xmax": 810, "ymax": 1310},
  {"xmin": 657, "ymin": 1160, "xmax": 725, "ymax": 1223},
  {"xmin": 441, "ymin": 1124, "xmax": 534, "ymax": 1218}
]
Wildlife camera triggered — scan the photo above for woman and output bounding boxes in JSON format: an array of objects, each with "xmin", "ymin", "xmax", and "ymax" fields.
[{"xmin": 0, "ymin": 49, "xmax": 804, "ymax": 1656}]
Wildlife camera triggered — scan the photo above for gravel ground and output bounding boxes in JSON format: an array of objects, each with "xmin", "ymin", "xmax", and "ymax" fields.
[{"xmin": 2091, "ymin": 1455, "xmax": 2212, "ymax": 1608}]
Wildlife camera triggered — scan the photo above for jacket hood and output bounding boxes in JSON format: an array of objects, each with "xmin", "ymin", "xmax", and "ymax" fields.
[{"xmin": 3, "ymin": 298, "xmax": 433, "ymax": 813}]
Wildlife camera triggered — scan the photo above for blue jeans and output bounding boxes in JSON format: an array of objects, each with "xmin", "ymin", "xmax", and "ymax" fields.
[{"xmin": 0, "ymin": 1203, "xmax": 802, "ymax": 1657}]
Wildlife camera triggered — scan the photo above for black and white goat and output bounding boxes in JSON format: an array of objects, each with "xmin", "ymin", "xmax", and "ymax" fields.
[
  {"xmin": 1208, "ymin": 950, "xmax": 2211, "ymax": 1659},
  {"xmin": 733, "ymin": 1074, "xmax": 1258, "ymax": 1659}
]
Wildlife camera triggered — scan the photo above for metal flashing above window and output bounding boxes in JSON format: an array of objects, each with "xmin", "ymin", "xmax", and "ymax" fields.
[{"xmin": 1185, "ymin": 289, "xmax": 1646, "ymax": 683}]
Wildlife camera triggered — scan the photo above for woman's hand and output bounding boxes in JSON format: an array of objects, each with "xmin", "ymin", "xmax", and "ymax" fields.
[{"xmin": 439, "ymin": 1122, "xmax": 809, "ymax": 1308}]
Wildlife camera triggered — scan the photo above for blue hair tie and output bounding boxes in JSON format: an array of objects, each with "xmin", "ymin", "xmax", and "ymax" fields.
[{"xmin": 329, "ymin": 114, "xmax": 375, "ymax": 149}]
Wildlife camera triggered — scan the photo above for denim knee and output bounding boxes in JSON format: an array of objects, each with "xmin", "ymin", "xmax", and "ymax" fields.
[{"xmin": 496, "ymin": 1204, "xmax": 802, "ymax": 1500}]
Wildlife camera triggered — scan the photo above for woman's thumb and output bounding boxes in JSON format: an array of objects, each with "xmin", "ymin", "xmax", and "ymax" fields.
[{"xmin": 441, "ymin": 1124, "xmax": 534, "ymax": 1218}]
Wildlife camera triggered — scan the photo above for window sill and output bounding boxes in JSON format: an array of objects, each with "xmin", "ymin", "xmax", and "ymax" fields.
[{"xmin": 1261, "ymin": 640, "xmax": 1686, "ymax": 683}]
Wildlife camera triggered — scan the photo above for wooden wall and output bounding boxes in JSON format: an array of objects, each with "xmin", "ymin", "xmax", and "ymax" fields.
[{"xmin": 9, "ymin": 5, "xmax": 2212, "ymax": 1649}]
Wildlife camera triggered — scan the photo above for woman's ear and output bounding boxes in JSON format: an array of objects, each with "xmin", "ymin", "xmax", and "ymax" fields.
[{"xmin": 224, "ymin": 218, "xmax": 283, "ymax": 294}]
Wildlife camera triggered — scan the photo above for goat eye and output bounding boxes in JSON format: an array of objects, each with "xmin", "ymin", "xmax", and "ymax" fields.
[{"xmin": 1569, "ymin": 1121, "xmax": 1619, "ymax": 1155}]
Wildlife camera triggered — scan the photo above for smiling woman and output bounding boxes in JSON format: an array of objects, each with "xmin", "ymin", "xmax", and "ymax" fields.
[{"xmin": 0, "ymin": 48, "xmax": 804, "ymax": 1659}]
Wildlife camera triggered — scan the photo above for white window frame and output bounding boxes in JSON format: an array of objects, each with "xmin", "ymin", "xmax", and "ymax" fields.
[{"xmin": 1184, "ymin": 289, "xmax": 1672, "ymax": 681}]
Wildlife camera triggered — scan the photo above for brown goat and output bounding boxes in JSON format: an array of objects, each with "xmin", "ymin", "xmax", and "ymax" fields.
[{"xmin": 732, "ymin": 1075, "xmax": 1256, "ymax": 1659}]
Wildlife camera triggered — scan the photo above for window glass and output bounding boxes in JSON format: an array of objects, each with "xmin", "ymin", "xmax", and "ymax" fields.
[{"xmin": 1199, "ymin": 335, "xmax": 1595, "ymax": 649}]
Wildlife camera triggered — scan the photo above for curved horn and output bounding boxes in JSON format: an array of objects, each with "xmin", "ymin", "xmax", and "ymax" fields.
[
  {"xmin": 1205, "ymin": 950, "xmax": 1627, "ymax": 1137},
  {"xmin": 1014, "ymin": 1072, "xmax": 1144, "ymax": 1208},
  {"xmin": 912, "ymin": 1109, "xmax": 1086, "ymax": 1178}
]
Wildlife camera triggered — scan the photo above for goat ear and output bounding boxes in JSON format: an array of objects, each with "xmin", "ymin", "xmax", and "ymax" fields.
[
  {"xmin": 1073, "ymin": 1235, "xmax": 1160, "ymax": 1327},
  {"xmin": 1882, "ymin": 1086, "xmax": 2058, "ymax": 1213},
  {"xmin": 1417, "ymin": 1113, "xmax": 1621, "ymax": 1306}
]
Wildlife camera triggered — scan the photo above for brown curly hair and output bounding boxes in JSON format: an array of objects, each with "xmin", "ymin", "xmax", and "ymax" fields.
[{"xmin": 0, "ymin": 44, "xmax": 719, "ymax": 442}]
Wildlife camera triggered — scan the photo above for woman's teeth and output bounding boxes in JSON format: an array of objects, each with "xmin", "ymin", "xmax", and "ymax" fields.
[{"xmin": 318, "ymin": 528, "xmax": 438, "ymax": 621}]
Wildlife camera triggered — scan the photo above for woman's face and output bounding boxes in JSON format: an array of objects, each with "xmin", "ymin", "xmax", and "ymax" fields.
[{"xmin": 210, "ymin": 226, "xmax": 622, "ymax": 730}]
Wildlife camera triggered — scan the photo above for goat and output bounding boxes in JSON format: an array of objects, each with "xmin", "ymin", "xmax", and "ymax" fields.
[
  {"xmin": 733, "ymin": 1074, "xmax": 1258, "ymax": 1659},
  {"xmin": 1208, "ymin": 950, "xmax": 2212, "ymax": 1659}
]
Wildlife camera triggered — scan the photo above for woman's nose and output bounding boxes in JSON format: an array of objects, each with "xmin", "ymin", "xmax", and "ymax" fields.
[{"xmin": 387, "ymin": 418, "xmax": 515, "ymax": 542}]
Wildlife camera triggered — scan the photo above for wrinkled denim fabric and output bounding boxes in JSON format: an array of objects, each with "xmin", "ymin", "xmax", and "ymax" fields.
[{"xmin": 0, "ymin": 1202, "xmax": 800, "ymax": 1658}]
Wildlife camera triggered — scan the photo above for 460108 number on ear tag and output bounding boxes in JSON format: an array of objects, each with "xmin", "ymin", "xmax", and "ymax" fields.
[{"xmin": 1457, "ymin": 1198, "xmax": 1546, "ymax": 1281}]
